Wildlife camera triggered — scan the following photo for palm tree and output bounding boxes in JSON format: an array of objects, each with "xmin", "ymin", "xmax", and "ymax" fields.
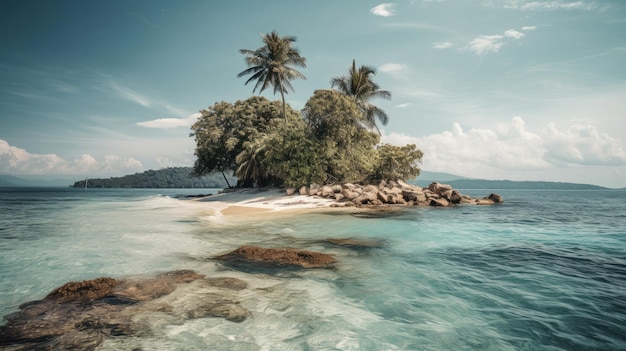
[
  {"xmin": 235, "ymin": 136, "xmax": 268, "ymax": 187},
  {"xmin": 237, "ymin": 31, "xmax": 306, "ymax": 121},
  {"xmin": 331, "ymin": 59, "xmax": 391, "ymax": 134}
]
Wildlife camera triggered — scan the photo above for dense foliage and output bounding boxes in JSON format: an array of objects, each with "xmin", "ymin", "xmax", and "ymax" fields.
[
  {"xmin": 191, "ymin": 31, "xmax": 423, "ymax": 188},
  {"xmin": 72, "ymin": 167, "xmax": 233, "ymax": 188}
]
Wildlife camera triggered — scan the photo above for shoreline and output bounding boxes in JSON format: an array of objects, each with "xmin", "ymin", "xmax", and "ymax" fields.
[{"xmin": 190, "ymin": 181, "xmax": 503, "ymax": 218}]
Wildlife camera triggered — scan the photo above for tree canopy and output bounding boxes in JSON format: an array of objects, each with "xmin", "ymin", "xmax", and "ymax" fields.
[{"xmin": 192, "ymin": 32, "xmax": 423, "ymax": 188}]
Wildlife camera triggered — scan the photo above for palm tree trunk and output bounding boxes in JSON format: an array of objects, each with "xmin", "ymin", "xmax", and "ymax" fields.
[
  {"xmin": 220, "ymin": 171, "xmax": 232, "ymax": 188},
  {"xmin": 281, "ymin": 91, "xmax": 287, "ymax": 122}
]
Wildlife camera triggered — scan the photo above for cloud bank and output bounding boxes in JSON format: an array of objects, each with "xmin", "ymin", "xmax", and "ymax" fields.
[
  {"xmin": 382, "ymin": 117, "xmax": 626, "ymax": 180},
  {"xmin": 0, "ymin": 139, "xmax": 143, "ymax": 175}
]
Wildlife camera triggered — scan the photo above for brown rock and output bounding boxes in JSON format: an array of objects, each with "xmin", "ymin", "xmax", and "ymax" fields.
[
  {"xmin": 299, "ymin": 186, "xmax": 308, "ymax": 195},
  {"xmin": 430, "ymin": 198, "xmax": 450, "ymax": 207},
  {"xmin": 428, "ymin": 182, "xmax": 453, "ymax": 196},
  {"xmin": 45, "ymin": 277, "xmax": 119, "ymax": 303},
  {"xmin": 320, "ymin": 186, "xmax": 334, "ymax": 198},
  {"xmin": 488, "ymin": 193, "xmax": 504, "ymax": 203},
  {"xmin": 214, "ymin": 245, "xmax": 337, "ymax": 269}
]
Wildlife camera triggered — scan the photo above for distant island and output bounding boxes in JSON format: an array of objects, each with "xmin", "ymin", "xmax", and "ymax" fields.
[
  {"xmin": 0, "ymin": 169, "xmax": 616, "ymax": 190},
  {"xmin": 71, "ymin": 167, "xmax": 234, "ymax": 189}
]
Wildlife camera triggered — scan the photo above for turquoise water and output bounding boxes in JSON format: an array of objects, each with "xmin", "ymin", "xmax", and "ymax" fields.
[{"xmin": 1, "ymin": 187, "xmax": 625, "ymax": 350}]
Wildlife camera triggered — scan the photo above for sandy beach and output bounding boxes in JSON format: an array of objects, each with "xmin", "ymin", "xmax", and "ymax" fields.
[{"xmin": 192, "ymin": 188, "xmax": 338, "ymax": 217}]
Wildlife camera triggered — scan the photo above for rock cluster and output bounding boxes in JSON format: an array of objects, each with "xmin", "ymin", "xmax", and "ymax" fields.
[
  {"xmin": 0, "ymin": 270, "xmax": 249, "ymax": 350},
  {"xmin": 291, "ymin": 180, "xmax": 502, "ymax": 207}
]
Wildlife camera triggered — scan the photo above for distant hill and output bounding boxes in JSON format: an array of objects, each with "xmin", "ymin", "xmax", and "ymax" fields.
[
  {"xmin": 0, "ymin": 174, "xmax": 75, "ymax": 187},
  {"xmin": 71, "ymin": 167, "xmax": 234, "ymax": 188},
  {"xmin": 412, "ymin": 172, "xmax": 609, "ymax": 190}
]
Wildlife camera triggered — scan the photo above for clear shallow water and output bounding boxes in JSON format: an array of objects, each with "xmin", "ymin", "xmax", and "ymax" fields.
[{"xmin": 1, "ymin": 187, "xmax": 625, "ymax": 350}]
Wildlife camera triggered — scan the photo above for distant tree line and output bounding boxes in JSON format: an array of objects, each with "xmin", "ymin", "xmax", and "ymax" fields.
[{"xmin": 72, "ymin": 167, "xmax": 234, "ymax": 188}]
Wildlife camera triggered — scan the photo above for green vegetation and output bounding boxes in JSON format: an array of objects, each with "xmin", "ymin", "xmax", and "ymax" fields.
[
  {"xmin": 71, "ymin": 167, "xmax": 232, "ymax": 188},
  {"xmin": 192, "ymin": 31, "xmax": 423, "ymax": 188}
]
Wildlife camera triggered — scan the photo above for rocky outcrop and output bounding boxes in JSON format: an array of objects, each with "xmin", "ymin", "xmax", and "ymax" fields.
[
  {"xmin": 0, "ymin": 270, "xmax": 250, "ymax": 350},
  {"xmin": 299, "ymin": 180, "xmax": 502, "ymax": 208},
  {"xmin": 214, "ymin": 245, "xmax": 337, "ymax": 269}
]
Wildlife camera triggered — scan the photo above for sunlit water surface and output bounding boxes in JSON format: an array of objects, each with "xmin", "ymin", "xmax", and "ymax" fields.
[{"xmin": 1, "ymin": 187, "xmax": 625, "ymax": 350}]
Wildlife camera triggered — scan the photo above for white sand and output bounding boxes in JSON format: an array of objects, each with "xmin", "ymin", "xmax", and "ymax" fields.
[{"xmin": 192, "ymin": 188, "xmax": 338, "ymax": 217}]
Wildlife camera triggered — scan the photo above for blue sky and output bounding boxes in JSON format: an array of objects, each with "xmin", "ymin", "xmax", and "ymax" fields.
[{"xmin": 1, "ymin": 0, "xmax": 625, "ymax": 187}]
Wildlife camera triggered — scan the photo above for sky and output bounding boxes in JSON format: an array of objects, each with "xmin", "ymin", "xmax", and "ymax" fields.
[{"xmin": 1, "ymin": 0, "xmax": 625, "ymax": 188}]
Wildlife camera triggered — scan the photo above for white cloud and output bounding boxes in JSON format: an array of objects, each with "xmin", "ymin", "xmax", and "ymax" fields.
[
  {"xmin": 395, "ymin": 103, "xmax": 412, "ymax": 108},
  {"xmin": 137, "ymin": 112, "xmax": 201, "ymax": 129},
  {"xmin": 543, "ymin": 123, "xmax": 626, "ymax": 165},
  {"xmin": 370, "ymin": 3, "xmax": 396, "ymax": 17},
  {"xmin": 504, "ymin": 29, "xmax": 525, "ymax": 39},
  {"xmin": 380, "ymin": 117, "xmax": 626, "ymax": 180},
  {"xmin": 522, "ymin": 25, "xmax": 537, "ymax": 31},
  {"xmin": 0, "ymin": 139, "xmax": 144, "ymax": 175},
  {"xmin": 433, "ymin": 41, "xmax": 454, "ymax": 49},
  {"xmin": 468, "ymin": 34, "xmax": 504, "ymax": 55},
  {"xmin": 379, "ymin": 63, "xmax": 408, "ymax": 73},
  {"xmin": 520, "ymin": 1, "xmax": 594, "ymax": 11},
  {"xmin": 494, "ymin": 0, "xmax": 595, "ymax": 11},
  {"xmin": 109, "ymin": 81, "xmax": 152, "ymax": 108}
]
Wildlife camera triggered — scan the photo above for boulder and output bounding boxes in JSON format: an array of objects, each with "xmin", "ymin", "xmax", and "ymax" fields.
[
  {"xmin": 488, "ymin": 193, "xmax": 503, "ymax": 203},
  {"xmin": 443, "ymin": 189, "xmax": 463, "ymax": 204},
  {"xmin": 377, "ymin": 191, "xmax": 390, "ymax": 204},
  {"xmin": 333, "ymin": 193, "xmax": 345, "ymax": 202},
  {"xmin": 341, "ymin": 189, "xmax": 359, "ymax": 201},
  {"xmin": 342, "ymin": 183, "xmax": 357, "ymax": 190},
  {"xmin": 354, "ymin": 191, "xmax": 377, "ymax": 204},
  {"xmin": 428, "ymin": 182, "xmax": 453, "ymax": 196},
  {"xmin": 299, "ymin": 186, "xmax": 308, "ymax": 195},
  {"xmin": 320, "ymin": 186, "xmax": 334, "ymax": 198},
  {"xmin": 214, "ymin": 245, "xmax": 337, "ymax": 269},
  {"xmin": 285, "ymin": 188, "xmax": 296, "ymax": 196},
  {"xmin": 331, "ymin": 184, "xmax": 343, "ymax": 193},
  {"xmin": 430, "ymin": 198, "xmax": 450, "ymax": 207},
  {"xmin": 363, "ymin": 184, "xmax": 379, "ymax": 193}
]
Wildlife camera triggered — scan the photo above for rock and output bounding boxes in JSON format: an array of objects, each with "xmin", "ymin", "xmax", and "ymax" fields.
[
  {"xmin": 443, "ymin": 189, "xmax": 463, "ymax": 204},
  {"xmin": 430, "ymin": 198, "xmax": 450, "ymax": 207},
  {"xmin": 377, "ymin": 191, "xmax": 390, "ymax": 203},
  {"xmin": 299, "ymin": 186, "xmax": 308, "ymax": 195},
  {"xmin": 331, "ymin": 184, "xmax": 343, "ymax": 193},
  {"xmin": 363, "ymin": 184, "xmax": 379, "ymax": 193},
  {"xmin": 342, "ymin": 183, "xmax": 357, "ymax": 190},
  {"xmin": 285, "ymin": 188, "xmax": 296, "ymax": 196},
  {"xmin": 214, "ymin": 245, "xmax": 337, "ymax": 269},
  {"xmin": 333, "ymin": 193, "xmax": 345, "ymax": 201},
  {"xmin": 341, "ymin": 189, "xmax": 359, "ymax": 201},
  {"xmin": 396, "ymin": 179, "xmax": 413, "ymax": 189},
  {"xmin": 320, "ymin": 186, "xmax": 334, "ymax": 198},
  {"xmin": 477, "ymin": 198, "xmax": 495, "ymax": 205},
  {"xmin": 45, "ymin": 277, "xmax": 120, "ymax": 303},
  {"xmin": 0, "ymin": 270, "xmax": 244, "ymax": 350},
  {"xmin": 428, "ymin": 182, "xmax": 453, "ymax": 196},
  {"xmin": 378, "ymin": 179, "xmax": 387, "ymax": 189},
  {"xmin": 488, "ymin": 193, "xmax": 503, "ymax": 203},
  {"xmin": 354, "ymin": 191, "xmax": 377, "ymax": 204}
]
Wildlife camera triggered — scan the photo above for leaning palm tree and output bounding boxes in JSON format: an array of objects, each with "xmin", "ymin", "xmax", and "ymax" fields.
[
  {"xmin": 331, "ymin": 59, "xmax": 391, "ymax": 134},
  {"xmin": 237, "ymin": 31, "xmax": 306, "ymax": 121}
]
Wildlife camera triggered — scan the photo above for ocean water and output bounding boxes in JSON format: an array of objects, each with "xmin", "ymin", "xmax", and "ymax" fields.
[{"xmin": 1, "ymin": 187, "xmax": 625, "ymax": 350}]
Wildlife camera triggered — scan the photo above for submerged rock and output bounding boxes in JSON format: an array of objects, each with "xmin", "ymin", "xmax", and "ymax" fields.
[
  {"xmin": 0, "ymin": 270, "xmax": 250, "ymax": 350},
  {"xmin": 214, "ymin": 245, "xmax": 337, "ymax": 269},
  {"xmin": 45, "ymin": 277, "xmax": 120, "ymax": 303},
  {"xmin": 325, "ymin": 238, "xmax": 386, "ymax": 250}
]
